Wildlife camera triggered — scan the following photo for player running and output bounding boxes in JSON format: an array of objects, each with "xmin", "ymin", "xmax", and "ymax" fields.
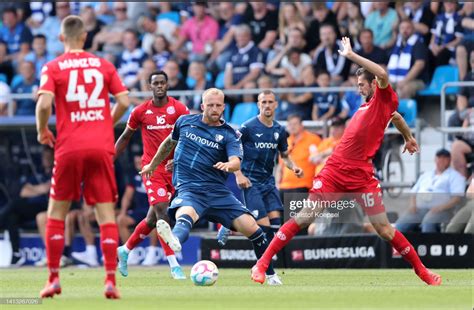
[
  {"xmin": 251, "ymin": 37, "xmax": 442, "ymax": 286},
  {"xmin": 114, "ymin": 71, "xmax": 188, "ymax": 279},
  {"xmin": 217, "ymin": 90, "xmax": 303, "ymax": 246},
  {"xmin": 141, "ymin": 88, "xmax": 282, "ymax": 285},
  {"xmin": 36, "ymin": 16, "xmax": 130, "ymax": 299}
]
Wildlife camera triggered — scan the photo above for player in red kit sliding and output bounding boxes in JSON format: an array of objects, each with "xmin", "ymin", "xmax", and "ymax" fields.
[
  {"xmin": 115, "ymin": 71, "xmax": 189, "ymax": 279},
  {"xmin": 251, "ymin": 37, "xmax": 442, "ymax": 286},
  {"xmin": 36, "ymin": 16, "xmax": 130, "ymax": 299}
]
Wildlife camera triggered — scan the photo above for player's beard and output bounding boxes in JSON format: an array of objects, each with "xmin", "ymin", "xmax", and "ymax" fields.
[{"xmin": 364, "ymin": 90, "xmax": 374, "ymax": 102}]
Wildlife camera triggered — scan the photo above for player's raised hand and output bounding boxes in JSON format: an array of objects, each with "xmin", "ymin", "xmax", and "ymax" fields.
[
  {"xmin": 338, "ymin": 37, "xmax": 353, "ymax": 57},
  {"xmin": 37, "ymin": 127, "xmax": 56, "ymax": 148},
  {"xmin": 236, "ymin": 174, "xmax": 252, "ymax": 189},
  {"xmin": 165, "ymin": 159, "xmax": 174, "ymax": 172},
  {"xmin": 402, "ymin": 137, "xmax": 420, "ymax": 155},
  {"xmin": 293, "ymin": 166, "xmax": 304, "ymax": 178},
  {"xmin": 139, "ymin": 163, "xmax": 155, "ymax": 179},
  {"xmin": 213, "ymin": 161, "xmax": 231, "ymax": 172}
]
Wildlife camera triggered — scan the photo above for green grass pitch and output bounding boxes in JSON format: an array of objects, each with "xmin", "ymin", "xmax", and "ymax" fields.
[{"xmin": 0, "ymin": 267, "xmax": 472, "ymax": 309}]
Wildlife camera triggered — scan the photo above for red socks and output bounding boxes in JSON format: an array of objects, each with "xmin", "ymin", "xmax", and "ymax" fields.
[
  {"xmin": 125, "ymin": 219, "xmax": 175, "ymax": 256},
  {"xmin": 125, "ymin": 219, "xmax": 153, "ymax": 250},
  {"xmin": 45, "ymin": 218, "xmax": 65, "ymax": 282},
  {"xmin": 158, "ymin": 234, "xmax": 175, "ymax": 256},
  {"xmin": 100, "ymin": 223, "xmax": 119, "ymax": 285},
  {"xmin": 390, "ymin": 230, "xmax": 424, "ymax": 272},
  {"xmin": 258, "ymin": 218, "xmax": 301, "ymax": 270}
]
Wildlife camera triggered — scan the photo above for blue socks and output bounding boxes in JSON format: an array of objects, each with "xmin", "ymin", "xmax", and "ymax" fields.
[
  {"xmin": 249, "ymin": 228, "xmax": 275, "ymax": 276},
  {"xmin": 269, "ymin": 217, "xmax": 282, "ymax": 238},
  {"xmin": 172, "ymin": 214, "xmax": 194, "ymax": 244}
]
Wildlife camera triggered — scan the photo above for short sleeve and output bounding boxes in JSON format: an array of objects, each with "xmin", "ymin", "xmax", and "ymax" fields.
[
  {"xmin": 454, "ymin": 16, "xmax": 464, "ymax": 38},
  {"xmin": 171, "ymin": 115, "xmax": 185, "ymax": 141},
  {"xmin": 176, "ymin": 102, "xmax": 190, "ymax": 117},
  {"xmin": 278, "ymin": 128, "xmax": 288, "ymax": 153},
  {"xmin": 266, "ymin": 11, "xmax": 278, "ymax": 31},
  {"xmin": 225, "ymin": 129, "xmax": 243, "ymax": 159},
  {"xmin": 127, "ymin": 106, "xmax": 141, "ymax": 130},
  {"xmin": 38, "ymin": 64, "xmax": 55, "ymax": 96},
  {"xmin": 412, "ymin": 42, "xmax": 428, "ymax": 62},
  {"xmin": 179, "ymin": 20, "xmax": 191, "ymax": 39},
  {"xmin": 108, "ymin": 66, "xmax": 128, "ymax": 97},
  {"xmin": 375, "ymin": 83, "xmax": 397, "ymax": 112},
  {"xmin": 239, "ymin": 124, "xmax": 250, "ymax": 143},
  {"xmin": 20, "ymin": 26, "xmax": 33, "ymax": 45},
  {"xmin": 449, "ymin": 171, "xmax": 466, "ymax": 194}
]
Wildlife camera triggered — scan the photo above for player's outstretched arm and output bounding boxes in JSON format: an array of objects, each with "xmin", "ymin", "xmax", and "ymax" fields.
[
  {"xmin": 338, "ymin": 37, "xmax": 389, "ymax": 88},
  {"xmin": 391, "ymin": 112, "xmax": 419, "ymax": 155},
  {"xmin": 35, "ymin": 93, "xmax": 55, "ymax": 148},
  {"xmin": 280, "ymin": 151, "xmax": 304, "ymax": 178},
  {"xmin": 114, "ymin": 126, "xmax": 135, "ymax": 160},
  {"xmin": 140, "ymin": 134, "xmax": 177, "ymax": 178},
  {"xmin": 214, "ymin": 156, "xmax": 241, "ymax": 173},
  {"xmin": 111, "ymin": 94, "xmax": 130, "ymax": 125}
]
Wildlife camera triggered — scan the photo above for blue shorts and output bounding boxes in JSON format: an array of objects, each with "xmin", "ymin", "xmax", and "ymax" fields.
[
  {"xmin": 169, "ymin": 188, "xmax": 253, "ymax": 229},
  {"xmin": 127, "ymin": 208, "xmax": 148, "ymax": 223},
  {"xmin": 243, "ymin": 183, "xmax": 283, "ymax": 220}
]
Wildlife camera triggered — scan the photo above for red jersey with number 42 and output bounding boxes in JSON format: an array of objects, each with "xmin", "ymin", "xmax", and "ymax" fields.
[
  {"xmin": 127, "ymin": 97, "xmax": 189, "ymax": 173},
  {"xmin": 333, "ymin": 84, "xmax": 398, "ymax": 161},
  {"xmin": 38, "ymin": 51, "xmax": 128, "ymax": 156}
]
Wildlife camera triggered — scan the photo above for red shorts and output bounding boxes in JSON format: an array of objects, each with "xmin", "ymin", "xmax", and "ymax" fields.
[
  {"xmin": 309, "ymin": 155, "xmax": 385, "ymax": 216},
  {"xmin": 50, "ymin": 149, "xmax": 117, "ymax": 205},
  {"xmin": 142, "ymin": 171, "xmax": 174, "ymax": 205}
]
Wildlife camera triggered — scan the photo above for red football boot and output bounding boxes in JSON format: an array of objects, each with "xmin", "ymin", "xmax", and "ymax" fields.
[
  {"xmin": 40, "ymin": 278, "xmax": 61, "ymax": 298},
  {"xmin": 104, "ymin": 280, "xmax": 120, "ymax": 299}
]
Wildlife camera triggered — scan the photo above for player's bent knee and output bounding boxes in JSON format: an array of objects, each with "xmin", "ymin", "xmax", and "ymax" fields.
[
  {"xmin": 233, "ymin": 214, "xmax": 260, "ymax": 237},
  {"xmin": 175, "ymin": 206, "xmax": 199, "ymax": 223}
]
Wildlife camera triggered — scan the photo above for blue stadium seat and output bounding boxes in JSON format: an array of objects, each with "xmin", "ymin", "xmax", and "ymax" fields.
[
  {"xmin": 0, "ymin": 74, "xmax": 6, "ymax": 83},
  {"xmin": 418, "ymin": 65, "xmax": 459, "ymax": 96},
  {"xmin": 397, "ymin": 99, "xmax": 417, "ymax": 127},
  {"xmin": 215, "ymin": 71, "xmax": 225, "ymax": 89},
  {"xmin": 230, "ymin": 102, "xmax": 258, "ymax": 126}
]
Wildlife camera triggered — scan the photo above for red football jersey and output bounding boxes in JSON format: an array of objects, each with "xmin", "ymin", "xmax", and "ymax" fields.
[
  {"xmin": 333, "ymin": 84, "xmax": 398, "ymax": 161},
  {"xmin": 127, "ymin": 97, "xmax": 189, "ymax": 172},
  {"xmin": 38, "ymin": 50, "xmax": 128, "ymax": 157}
]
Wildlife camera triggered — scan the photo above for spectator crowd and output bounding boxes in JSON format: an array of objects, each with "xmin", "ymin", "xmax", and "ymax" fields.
[{"xmin": 0, "ymin": 1, "xmax": 471, "ymax": 121}]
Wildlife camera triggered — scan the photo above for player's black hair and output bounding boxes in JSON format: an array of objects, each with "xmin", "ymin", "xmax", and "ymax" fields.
[
  {"xmin": 355, "ymin": 67, "xmax": 375, "ymax": 82},
  {"xmin": 148, "ymin": 70, "xmax": 168, "ymax": 84}
]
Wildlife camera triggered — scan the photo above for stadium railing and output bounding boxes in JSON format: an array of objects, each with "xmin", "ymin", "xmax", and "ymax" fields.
[
  {"xmin": 2, "ymin": 85, "xmax": 448, "ymax": 187},
  {"xmin": 439, "ymin": 80, "xmax": 474, "ymax": 148}
]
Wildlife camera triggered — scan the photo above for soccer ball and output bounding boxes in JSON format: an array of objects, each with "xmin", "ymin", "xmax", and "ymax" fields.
[{"xmin": 190, "ymin": 260, "xmax": 219, "ymax": 286}]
